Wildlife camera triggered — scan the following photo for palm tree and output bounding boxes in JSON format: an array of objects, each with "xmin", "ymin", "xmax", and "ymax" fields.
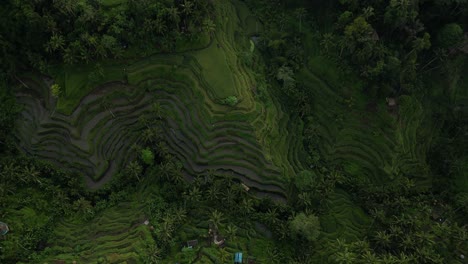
[
  {"xmin": 0, "ymin": 182, "xmax": 16, "ymax": 198},
  {"xmin": 241, "ymin": 198, "xmax": 254, "ymax": 216},
  {"xmin": 156, "ymin": 142, "xmax": 169, "ymax": 157},
  {"xmin": 167, "ymin": 7, "xmax": 180, "ymax": 31},
  {"xmin": 63, "ymin": 47, "xmax": 77, "ymax": 65},
  {"xmin": 202, "ymin": 18, "xmax": 216, "ymax": 36},
  {"xmin": 127, "ymin": 161, "xmax": 143, "ymax": 182},
  {"xmin": 139, "ymin": 114, "xmax": 151, "ymax": 129},
  {"xmin": 264, "ymin": 208, "xmax": 278, "ymax": 225},
  {"xmin": 142, "ymin": 128, "xmax": 155, "ymax": 145},
  {"xmin": 46, "ymin": 34, "xmax": 65, "ymax": 53},
  {"xmin": 159, "ymin": 216, "xmax": 175, "ymax": 243},
  {"xmin": 265, "ymin": 247, "xmax": 283, "ymax": 264},
  {"xmin": 334, "ymin": 247, "xmax": 357, "ymax": 264},
  {"xmin": 203, "ymin": 169, "xmax": 216, "ymax": 185},
  {"xmin": 298, "ymin": 192, "xmax": 312, "ymax": 209},
  {"xmin": 173, "ymin": 207, "xmax": 187, "ymax": 224},
  {"xmin": 154, "ymin": 18, "xmax": 167, "ymax": 36},
  {"xmin": 181, "ymin": 0, "xmax": 194, "ymax": 16},
  {"xmin": 374, "ymin": 231, "xmax": 392, "ymax": 249},
  {"xmin": 130, "ymin": 143, "xmax": 142, "ymax": 154},
  {"xmin": 209, "ymin": 210, "xmax": 224, "ymax": 229},
  {"xmin": 225, "ymin": 224, "xmax": 238, "ymax": 241},
  {"xmin": 187, "ymin": 186, "xmax": 202, "ymax": 203},
  {"xmin": 218, "ymin": 247, "xmax": 230, "ymax": 263},
  {"xmin": 72, "ymin": 197, "xmax": 94, "ymax": 219},
  {"xmin": 294, "ymin": 8, "xmax": 306, "ymax": 32},
  {"xmin": 172, "ymin": 169, "xmax": 184, "ymax": 185},
  {"xmin": 362, "ymin": 6, "xmax": 375, "ymax": 19},
  {"xmin": 397, "ymin": 252, "xmax": 416, "ymax": 263},
  {"xmin": 206, "ymin": 184, "xmax": 220, "ymax": 201},
  {"xmin": 145, "ymin": 244, "xmax": 162, "ymax": 264},
  {"xmin": 320, "ymin": 33, "xmax": 335, "ymax": 53},
  {"xmin": 157, "ymin": 161, "xmax": 172, "ymax": 182},
  {"xmin": 223, "ymin": 187, "xmax": 236, "ymax": 207},
  {"xmin": 277, "ymin": 13, "xmax": 288, "ymax": 32},
  {"xmin": 151, "ymin": 102, "xmax": 164, "ymax": 119},
  {"xmin": 361, "ymin": 250, "xmax": 379, "ymax": 263},
  {"xmin": 22, "ymin": 165, "xmax": 42, "ymax": 185},
  {"xmin": 54, "ymin": 0, "xmax": 77, "ymax": 16},
  {"xmin": 95, "ymin": 41, "xmax": 107, "ymax": 59},
  {"xmin": 1, "ymin": 162, "xmax": 20, "ymax": 181},
  {"xmin": 181, "ymin": 0, "xmax": 194, "ymax": 30},
  {"xmin": 276, "ymin": 65, "xmax": 294, "ymax": 82}
]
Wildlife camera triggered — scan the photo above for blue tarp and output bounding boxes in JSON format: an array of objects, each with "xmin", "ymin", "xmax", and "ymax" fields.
[
  {"xmin": 235, "ymin": 252, "xmax": 243, "ymax": 263},
  {"xmin": 0, "ymin": 222, "xmax": 8, "ymax": 235}
]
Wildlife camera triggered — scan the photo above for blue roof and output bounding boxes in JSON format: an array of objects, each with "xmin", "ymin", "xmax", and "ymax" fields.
[
  {"xmin": 235, "ymin": 252, "xmax": 243, "ymax": 263},
  {"xmin": 0, "ymin": 222, "xmax": 8, "ymax": 235}
]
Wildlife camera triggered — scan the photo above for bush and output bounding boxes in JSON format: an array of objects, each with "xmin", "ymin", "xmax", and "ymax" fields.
[
  {"xmin": 221, "ymin": 96, "xmax": 238, "ymax": 106},
  {"xmin": 437, "ymin": 23, "xmax": 464, "ymax": 48},
  {"xmin": 50, "ymin": 84, "xmax": 62, "ymax": 98},
  {"xmin": 289, "ymin": 213, "xmax": 321, "ymax": 242},
  {"xmin": 141, "ymin": 148, "xmax": 154, "ymax": 165}
]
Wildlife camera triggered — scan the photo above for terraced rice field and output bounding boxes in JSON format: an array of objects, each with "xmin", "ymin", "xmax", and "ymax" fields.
[
  {"xmin": 299, "ymin": 36, "xmax": 439, "ymax": 260},
  {"xmin": 312, "ymin": 189, "xmax": 371, "ymax": 262},
  {"xmin": 299, "ymin": 61, "xmax": 436, "ymax": 190},
  {"xmin": 40, "ymin": 199, "xmax": 152, "ymax": 263},
  {"xmin": 13, "ymin": 1, "xmax": 306, "ymax": 200}
]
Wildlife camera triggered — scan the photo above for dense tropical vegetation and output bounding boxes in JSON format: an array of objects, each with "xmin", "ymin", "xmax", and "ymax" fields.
[{"xmin": 0, "ymin": 0, "xmax": 466, "ymax": 263}]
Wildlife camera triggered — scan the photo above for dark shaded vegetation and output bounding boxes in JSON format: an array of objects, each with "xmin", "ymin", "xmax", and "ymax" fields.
[
  {"xmin": 243, "ymin": 0, "xmax": 467, "ymax": 262},
  {"xmin": 0, "ymin": 0, "xmax": 213, "ymax": 75}
]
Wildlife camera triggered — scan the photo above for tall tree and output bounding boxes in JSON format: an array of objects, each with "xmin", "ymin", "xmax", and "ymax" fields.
[
  {"xmin": 209, "ymin": 209, "xmax": 224, "ymax": 229},
  {"xmin": 294, "ymin": 8, "xmax": 307, "ymax": 32}
]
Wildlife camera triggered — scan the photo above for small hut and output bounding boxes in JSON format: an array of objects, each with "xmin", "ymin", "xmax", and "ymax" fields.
[
  {"xmin": 0, "ymin": 222, "xmax": 9, "ymax": 235},
  {"xmin": 386, "ymin": 97, "xmax": 399, "ymax": 116},
  {"xmin": 241, "ymin": 183, "xmax": 250, "ymax": 192},
  {"xmin": 186, "ymin": 239, "xmax": 198, "ymax": 249},
  {"xmin": 234, "ymin": 252, "xmax": 243, "ymax": 264},
  {"xmin": 386, "ymin": 97, "xmax": 397, "ymax": 107}
]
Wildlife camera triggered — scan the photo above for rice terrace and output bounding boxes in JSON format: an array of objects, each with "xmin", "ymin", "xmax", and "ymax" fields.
[{"xmin": 0, "ymin": 0, "xmax": 467, "ymax": 263}]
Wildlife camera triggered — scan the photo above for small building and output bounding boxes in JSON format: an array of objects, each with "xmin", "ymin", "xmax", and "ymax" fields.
[
  {"xmin": 234, "ymin": 252, "xmax": 243, "ymax": 264},
  {"xmin": 241, "ymin": 183, "xmax": 250, "ymax": 192},
  {"xmin": 0, "ymin": 222, "xmax": 9, "ymax": 235},
  {"xmin": 186, "ymin": 239, "xmax": 198, "ymax": 249},
  {"xmin": 386, "ymin": 97, "xmax": 397, "ymax": 107}
]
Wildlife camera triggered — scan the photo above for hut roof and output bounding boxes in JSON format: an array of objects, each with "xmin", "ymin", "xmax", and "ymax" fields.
[
  {"xmin": 235, "ymin": 252, "xmax": 243, "ymax": 263},
  {"xmin": 386, "ymin": 97, "xmax": 397, "ymax": 107},
  {"xmin": 187, "ymin": 239, "xmax": 198, "ymax": 248}
]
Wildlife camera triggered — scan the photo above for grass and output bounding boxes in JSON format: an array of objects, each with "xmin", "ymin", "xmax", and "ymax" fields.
[
  {"xmin": 175, "ymin": 32, "xmax": 211, "ymax": 52},
  {"xmin": 51, "ymin": 63, "xmax": 126, "ymax": 115},
  {"xmin": 191, "ymin": 39, "xmax": 237, "ymax": 99},
  {"xmin": 40, "ymin": 198, "xmax": 150, "ymax": 263}
]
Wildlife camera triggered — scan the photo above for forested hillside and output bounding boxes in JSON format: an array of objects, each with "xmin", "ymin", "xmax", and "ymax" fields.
[{"xmin": 0, "ymin": 0, "xmax": 466, "ymax": 263}]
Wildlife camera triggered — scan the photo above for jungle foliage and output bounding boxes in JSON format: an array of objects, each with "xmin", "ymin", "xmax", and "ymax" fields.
[{"xmin": 0, "ymin": 0, "xmax": 467, "ymax": 263}]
